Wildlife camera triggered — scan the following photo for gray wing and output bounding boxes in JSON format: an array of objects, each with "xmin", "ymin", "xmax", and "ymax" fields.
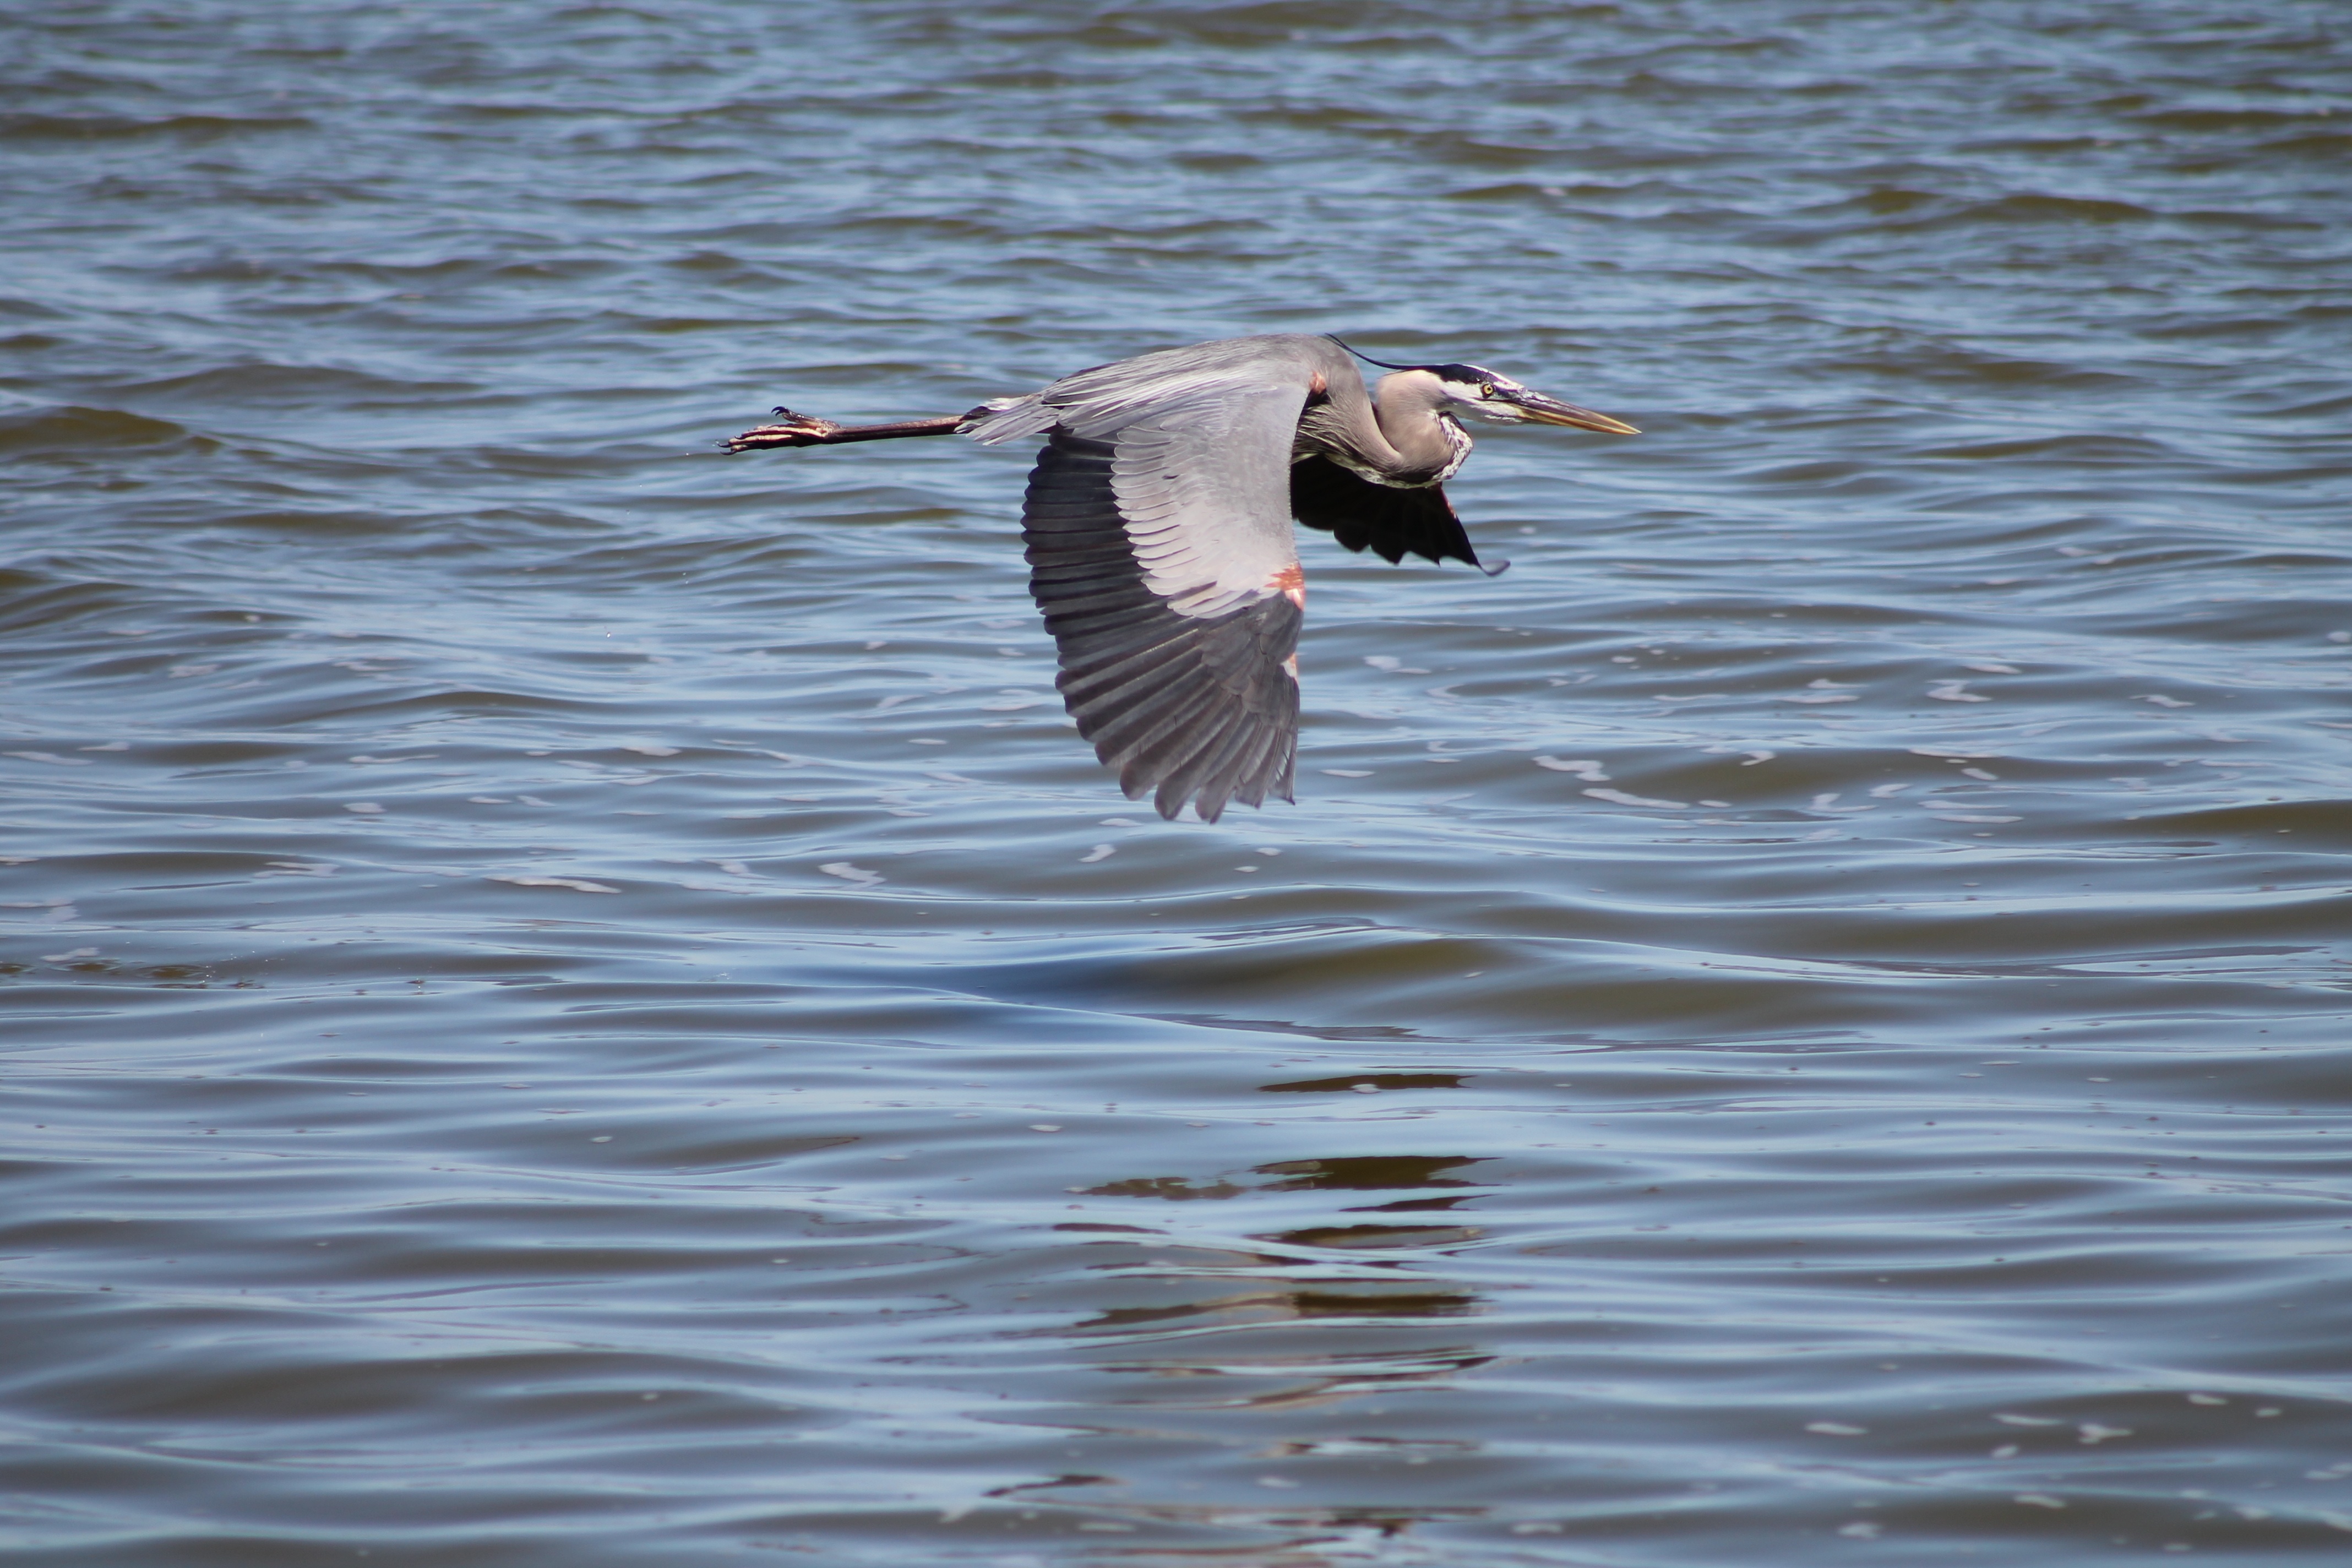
[{"xmin": 1009, "ymin": 364, "xmax": 1313, "ymax": 823}]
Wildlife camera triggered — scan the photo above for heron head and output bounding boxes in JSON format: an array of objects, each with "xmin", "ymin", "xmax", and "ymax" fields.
[
  {"xmin": 1424, "ymin": 362, "xmax": 1640, "ymax": 434},
  {"xmin": 1333, "ymin": 339, "xmax": 1638, "ymax": 434}
]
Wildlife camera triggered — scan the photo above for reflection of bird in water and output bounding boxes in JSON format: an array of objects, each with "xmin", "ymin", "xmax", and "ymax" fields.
[{"xmin": 728, "ymin": 334, "xmax": 1636, "ymax": 822}]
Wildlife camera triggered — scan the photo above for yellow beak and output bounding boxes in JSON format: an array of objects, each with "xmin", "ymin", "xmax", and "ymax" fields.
[{"xmin": 1507, "ymin": 391, "xmax": 1640, "ymax": 435}]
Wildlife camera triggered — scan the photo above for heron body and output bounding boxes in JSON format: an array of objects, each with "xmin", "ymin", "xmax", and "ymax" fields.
[{"xmin": 727, "ymin": 334, "xmax": 1635, "ymax": 822}]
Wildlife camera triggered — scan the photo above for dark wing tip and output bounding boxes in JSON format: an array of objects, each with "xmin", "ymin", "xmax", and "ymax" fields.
[{"xmin": 1290, "ymin": 457, "xmax": 1487, "ymax": 570}]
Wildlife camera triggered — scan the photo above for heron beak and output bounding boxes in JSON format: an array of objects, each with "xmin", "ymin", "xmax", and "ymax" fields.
[{"xmin": 1503, "ymin": 390, "xmax": 1640, "ymax": 435}]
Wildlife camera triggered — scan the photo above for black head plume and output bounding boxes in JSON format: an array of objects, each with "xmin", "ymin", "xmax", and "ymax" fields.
[{"xmin": 1326, "ymin": 335, "xmax": 1418, "ymax": 372}]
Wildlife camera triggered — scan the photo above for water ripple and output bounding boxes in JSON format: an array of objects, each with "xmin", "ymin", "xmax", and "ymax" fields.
[{"xmin": 4, "ymin": 1, "xmax": 2350, "ymax": 1563}]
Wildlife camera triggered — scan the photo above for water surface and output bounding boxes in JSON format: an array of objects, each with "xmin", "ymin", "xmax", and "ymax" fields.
[{"xmin": 4, "ymin": 2, "xmax": 2350, "ymax": 1564}]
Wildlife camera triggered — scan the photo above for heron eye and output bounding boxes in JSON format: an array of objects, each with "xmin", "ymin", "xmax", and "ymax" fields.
[{"xmin": 1479, "ymin": 382, "xmax": 1496, "ymax": 397}]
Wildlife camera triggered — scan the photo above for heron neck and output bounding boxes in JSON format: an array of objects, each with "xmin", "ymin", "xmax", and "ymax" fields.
[
  {"xmin": 1367, "ymin": 371, "xmax": 1471, "ymax": 485},
  {"xmin": 1293, "ymin": 366, "xmax": 1471, "ymax": 487}
]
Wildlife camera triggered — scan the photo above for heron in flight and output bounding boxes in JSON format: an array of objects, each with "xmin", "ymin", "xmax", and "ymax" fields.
[{"xmin": 726, "ymin": 333, "xmax": 1636, "ymax": 822}]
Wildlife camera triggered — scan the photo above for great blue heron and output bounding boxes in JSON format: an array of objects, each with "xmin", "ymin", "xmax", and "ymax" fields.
[{"xmin": 726, "ymin": 333, "xmax": 1636, "ymax": 822}]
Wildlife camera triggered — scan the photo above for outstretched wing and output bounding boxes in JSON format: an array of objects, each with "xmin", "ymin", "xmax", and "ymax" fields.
[
  {"xmin": 1019, "ymin": 377, "xmax": 1308, "ymax": 823},
  {"xmin": 1288, "ymin": 454, "xmax": 1488, "ymax": 569}
]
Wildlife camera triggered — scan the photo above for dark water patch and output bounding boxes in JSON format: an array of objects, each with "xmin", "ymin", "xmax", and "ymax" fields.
[
  {"xmin": 2123, "ymin": 798, "xmax": 2352, "ymax": 845},
  {"xmin": 1820, "ymin": 346, "xmax": 2143, "ymax": 391},
  {"xmin": 0, "ymin": 573, "xmax": 165, "ymax": 637},
  {"xmin": 1916, "ymin": 433, "xmax": 2180, "ymax": 463},
  {"xmin": 2255, "ymin": 130, "xmax": 2352, "ymax": 159},
  {"xmin": 117, "ymin": 364, "xmax": 483, "ymax": 409},
  {"xmin": 0, "ymin": 112, "xmax": 314, "ymax": 145},
  {"xmin": 1922, "ymin": 192, "xmax": 2164, "ymax": 228},
  {"xmin": 1262, "ymin": 1072, "xmax": 1471, "ymax": 1095},
  {"xmin": 2131, "ymin": 106, "xmax": 2348, "ymax": 133},
  {"xmin": 0, "ymin": 405, "xmax": 213, "ymax": 456},
  {"xmin": 2271, "ymin": 388, "xmax": 2352, "ymax": 421}
]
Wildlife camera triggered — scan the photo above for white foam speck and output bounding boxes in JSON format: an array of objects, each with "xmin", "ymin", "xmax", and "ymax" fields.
[
  {"xmin": 487, "ymin": 874, "xmax": 618, "ymax": 894},
  {"xmin": 1585, "ymin": 787, "xmax": 1687, "ymax": 809}
]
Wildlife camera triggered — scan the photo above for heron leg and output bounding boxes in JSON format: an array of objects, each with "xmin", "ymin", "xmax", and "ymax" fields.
[
  {"xmin": 723, "ymin": 409, "xmax": 972, "ymax": 453},
  {"xmin": 723, "ymin": 409, "xmax": 843, "ymax": 452}
]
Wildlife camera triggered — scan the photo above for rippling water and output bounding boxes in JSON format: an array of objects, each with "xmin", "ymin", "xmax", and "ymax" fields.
[{"xmin": 6, "ymin": 3, "xmax": 2351, "ymax": 1563}]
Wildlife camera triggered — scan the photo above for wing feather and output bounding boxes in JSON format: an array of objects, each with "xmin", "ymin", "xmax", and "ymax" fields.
[
  {"xmin": 1150, "ymin": 707, "xmax": 1256, "ymax": 821},
  {"xmin": 1021, "ymin": 430, "xmax": 1303, "ymax": 823},
  {"xmin": 1288, "ymin": 453, "xmax": 1487, "ymax": 569}
]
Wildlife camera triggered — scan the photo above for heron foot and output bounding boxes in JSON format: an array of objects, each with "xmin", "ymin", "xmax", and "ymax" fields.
[{"xmin": 723, "ymin": 409, "xmax": 842, "ymax": 452}]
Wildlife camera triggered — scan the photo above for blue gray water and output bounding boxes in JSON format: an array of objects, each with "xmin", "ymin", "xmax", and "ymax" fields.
[{"xmin": 4, "ymin": 2, "xmax": 2350, "ymax": 1564}]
